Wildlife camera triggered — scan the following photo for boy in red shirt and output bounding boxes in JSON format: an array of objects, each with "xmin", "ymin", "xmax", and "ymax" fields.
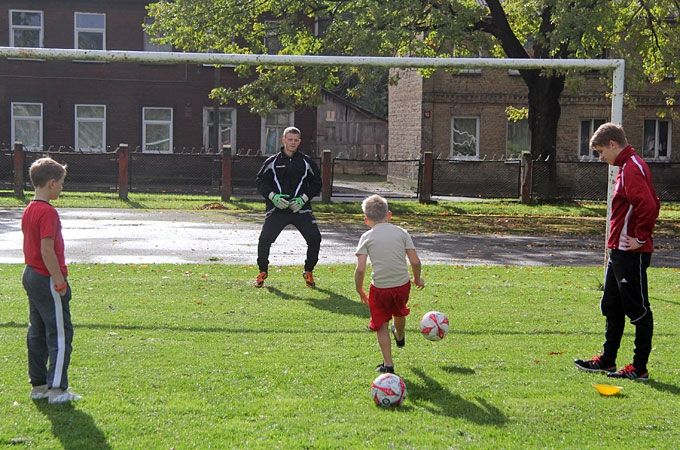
[
  {"xmin": 22, "ymin": 157, "xmax": 81, "ymax": 403},
  {"xmin": 575, "ymin": 123, "xmax": 660, "ymax": 381}
]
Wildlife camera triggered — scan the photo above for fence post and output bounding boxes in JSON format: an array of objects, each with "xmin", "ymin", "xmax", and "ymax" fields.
[
  {"xmin": 419, "ymin": 151, "xmax": 433, "ymax": 203},
  {"xmin": 117, "ymin": 144, "xmax": 129, "ymax": 200},
  {"xmin": 221, "ymin": 144, "xmax": 232, "ymax": 202},
  {"xmin": 321, "ymin": 149, "xmax": 332, "ymax": 203},
  {"xmin": 520, "ymin": 151, "xmax": 533, "ymax": 204},
  {"xmin": 13, "ymin": 142, "xmax": 25, "ymax": 198}
]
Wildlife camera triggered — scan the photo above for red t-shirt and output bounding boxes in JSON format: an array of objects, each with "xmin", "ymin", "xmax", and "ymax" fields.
[{"xmin": 21, "ymin": 200, "xmax": 68, "ymax": 277}]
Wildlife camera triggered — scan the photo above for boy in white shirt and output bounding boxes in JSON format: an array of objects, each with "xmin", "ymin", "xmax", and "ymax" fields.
[{"xmin": 355, "ymin": 195, "xmax": 425, "ymax": 374}]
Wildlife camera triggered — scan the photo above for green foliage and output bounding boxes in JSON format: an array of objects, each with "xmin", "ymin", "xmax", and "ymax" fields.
[{"xmin": 1, "ymin": 264, "xmax": 679, "ymax": 447}]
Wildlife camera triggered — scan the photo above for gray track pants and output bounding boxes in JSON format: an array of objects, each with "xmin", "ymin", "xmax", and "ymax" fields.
[{"xmin": 22, "ymin": 265, "xmax": 73, "ymax": 389}]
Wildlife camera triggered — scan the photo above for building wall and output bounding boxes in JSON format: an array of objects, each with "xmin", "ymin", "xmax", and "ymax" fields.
[
  {"xmin": 388, "ymin": 69, "xmax": 423, "ymax": 187},
  {"xmin": 416, "ymin": 68, "xmax": 677, "ymax": 163},
  {"xmin": 0, "ymin": 0, "xmax": 317, "ymax": 154}
]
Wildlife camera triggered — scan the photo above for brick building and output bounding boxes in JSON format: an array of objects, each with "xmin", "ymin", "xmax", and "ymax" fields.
[
  {"xmin": 389, "ymin": 67, "xmax": 677, "ymax": 193},
  {"xmin": 0, "ymin": 0, "xmax": 317, "ymax": 155}
]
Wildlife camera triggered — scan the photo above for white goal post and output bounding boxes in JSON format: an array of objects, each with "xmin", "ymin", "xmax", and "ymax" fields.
[{"xmin": 0, "ymin": 46, "xmax": 625, "ymax": 265}]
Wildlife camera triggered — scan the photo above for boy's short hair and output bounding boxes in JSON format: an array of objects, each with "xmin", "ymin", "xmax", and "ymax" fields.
[
  {"xmin": 29, "ymin": 157, "xmax": 67, "ymax": 188},
  {"xmin": 590, "ymin": 122, "xmax": 628, "ymax": 148},
  {"xmin": 362, "ymin": 194, "xmax": 389, "ymax": 222},
  {"xmin": 282, "ymin": 126, "xmax": 301, "ymax": 137}
]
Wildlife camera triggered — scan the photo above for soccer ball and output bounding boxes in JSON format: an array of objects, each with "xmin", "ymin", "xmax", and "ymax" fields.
[
  {"xmin": 419, "ymin": 311, "xmax": 449, "ymax": 341},
  {"xmin": 371, "ymin": 373, "xmax": 406, "ymax": 408}
]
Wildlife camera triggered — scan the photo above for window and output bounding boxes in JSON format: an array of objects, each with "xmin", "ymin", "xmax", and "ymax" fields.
[
  {"xmin": 203, "ymin": 108, "xmax": 236, "ymax": 151},
  {"xmin": 11, "ymin": 103, "xmax": 43, "ymax": 151},
  {"xmin": 506, "ymin": 119, "xmax": 531, "ymax": 159},
  {"xmin": 325, "ymin": 110, "xmax": 336, "ymax": 122},
  {"xmin": 264, "ymin": 20, "xmax": 282, "ymax": 54},
  {"xmin": 579, "ymin": 118, "xmax": 607, "ymax": 159},
  {"xmin": 450, "ymin": 117, "xmax": 479, "ymax": 159},
  {"xmin": 143, "ymin": 17, "xmax": 171, "ymax": 52},
  {"xmin": 643, "ymin": 119, "xmax": 671, "ymax": 160},
  {"xmin": 261, "ymin": 110, "xmax": 294, "ymax": 155},
  {"xmin": 75, "ymin": 12, "xmax": 106, "ymax": 50},
  {"xmin": 10, "ymin": 10, "xmax": 43, "ymax": 47},
  {"xmin": 75, "ymin": 105, "xmax": 106, "ymax": 152},
  {"xmin": 143, "ymin": 107, "xmax": 173, "ymax": 153}
]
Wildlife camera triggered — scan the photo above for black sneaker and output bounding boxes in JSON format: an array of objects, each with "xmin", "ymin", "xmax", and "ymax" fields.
[
  {"xmin": 607, "ymin": 364, "xmax": 649, "ymax": 381},
  {"xmin": 390, "ymin": 324, "xmax": 405, "ymax": 348},
  {"xmin": 375, "ymin": 363, "xmax": 394, "ymax": 374},
  {"xmin": 574, "ymin": 355, "xmax": 616, "ymax": 373}
]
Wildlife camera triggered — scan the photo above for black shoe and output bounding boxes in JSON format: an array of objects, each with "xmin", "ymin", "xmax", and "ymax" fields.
[
  {"xmin": 375, "ymin": 363, "xmax": 394, "ymax": 374},
  {"xmin": 607, "ymin": 364, "xmax": 649, "ymax": 381},
  {"xmin": 390, "ymin": 324, "xmax": 405, "ymax": 348},
  {"xmin": 574, "ymin": 355, "xmax": 616, "ymax": 373}
]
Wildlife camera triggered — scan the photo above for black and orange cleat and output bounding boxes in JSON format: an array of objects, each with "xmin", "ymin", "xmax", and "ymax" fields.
[
  {"xmin": 254, "ymin": 271, "xmax": 268, "ymax": 288},
  {"xmin": 303, "ymin": 271, "xmax": 316, "ymax": 288}
]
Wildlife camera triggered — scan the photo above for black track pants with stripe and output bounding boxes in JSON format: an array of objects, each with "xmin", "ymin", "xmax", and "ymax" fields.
[
  {"xmin": 600, "ymin": 250, "xmax": 653, "ymax": 370},
  {"xmin": 257, "ymin": 211, "xmax": 321, "ymax": 273},
  {"xmin": 22, "ymin": 265, "xmax": 73, "ymax": 390}
]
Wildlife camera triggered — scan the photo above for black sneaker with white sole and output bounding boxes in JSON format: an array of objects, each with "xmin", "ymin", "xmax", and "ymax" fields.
[{"xmin": 574, "ymin": 355, "xmax": 616, "ymax": 373}]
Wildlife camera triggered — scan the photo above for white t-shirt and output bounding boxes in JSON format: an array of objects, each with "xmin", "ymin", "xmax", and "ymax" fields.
[{"xmin": 355, "ymin": 222, "xmax": 415, "ymax": 288}]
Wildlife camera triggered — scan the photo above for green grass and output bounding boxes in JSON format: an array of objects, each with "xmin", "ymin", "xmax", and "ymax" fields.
[
  {"xmin": 2, "ymin": 190, "xmax": 680, "ymax": 237},
  {"xmin": 1, "ymin": 264, "xmax": 679, "ymax": 448}
]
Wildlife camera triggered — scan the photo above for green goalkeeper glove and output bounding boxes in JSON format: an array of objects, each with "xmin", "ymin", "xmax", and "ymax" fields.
[
  {"xmin": 289, "ymin": 194, "xmax": 309, "ymax": 212},
  {"xmin": 268, "ymin": 192, "xmax": 290, "ymax": 209}
]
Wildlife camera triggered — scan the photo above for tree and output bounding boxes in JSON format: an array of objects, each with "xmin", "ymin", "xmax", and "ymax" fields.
[{"xmin": 147, "ymin": 0, "xmax": 680, "ymax": 189}]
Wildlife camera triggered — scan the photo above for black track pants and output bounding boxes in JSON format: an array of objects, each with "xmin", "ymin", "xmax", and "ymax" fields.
[
  {"xmin": 257, "ymin": 211, "xmax": 321, "ymax": 273},
  {"xmin": 600, "ymin": 250, "xmax": 653, "ymax": 370}
]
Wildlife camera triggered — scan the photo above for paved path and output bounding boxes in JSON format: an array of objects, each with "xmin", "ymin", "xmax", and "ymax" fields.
[{"xmin": 1, "ymin": 208, "xmax": 678, "ymax": 267}]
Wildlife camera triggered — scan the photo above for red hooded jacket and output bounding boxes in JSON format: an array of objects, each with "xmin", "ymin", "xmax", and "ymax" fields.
[{"xmin": 608, "ymin": 146, "xmax": 660, "ymax": 252}]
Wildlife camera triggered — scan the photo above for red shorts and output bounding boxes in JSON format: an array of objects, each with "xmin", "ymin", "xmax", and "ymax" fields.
[{"xmin": 368, "ymin": 281, "xmax": 411, "ymax": 331}]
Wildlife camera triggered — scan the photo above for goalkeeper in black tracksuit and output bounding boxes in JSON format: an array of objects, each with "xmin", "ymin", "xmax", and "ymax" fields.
[{"xmin": 254, "ymin": 126, "xmax": 322, "ymax": 288}]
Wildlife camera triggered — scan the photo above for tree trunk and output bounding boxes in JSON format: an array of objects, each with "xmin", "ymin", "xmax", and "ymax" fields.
[{"xmin": 526, "ymin": 73, "xmax": 565, "ymax": 199}]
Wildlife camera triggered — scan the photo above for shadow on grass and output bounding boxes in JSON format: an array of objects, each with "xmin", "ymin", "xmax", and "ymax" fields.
[
  {"xmin": 33, "ymin": 400, "xmax": 111, "ymax": 450},
  {"xmin": 646, "ymin": 379, "xmax": 680, "ymax": 396},
  {"xmin": 265, "ymin": 286, "xmax": 369, "ymax": 319},
  {"xmin": 442, "ymin": 365, "xmax": 476, "ymax": 375},
  {"xmin": 405, "ymin": 367, "xmax": 507, "ymax": 425},
  {"xmin": 122, "ymin": 198, "xmax": 144, "ymax": 208}
]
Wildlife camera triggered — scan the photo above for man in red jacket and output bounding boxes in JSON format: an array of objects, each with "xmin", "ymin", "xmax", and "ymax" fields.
[{"xmin": 575, "ymin": 123, "xmax": 660, "ymax": 381}]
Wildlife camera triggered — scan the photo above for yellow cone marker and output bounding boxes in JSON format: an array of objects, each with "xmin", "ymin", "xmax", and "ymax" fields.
[{"xmin": 593, "ymin": 383, "xmax": 623, "ymax": 396}]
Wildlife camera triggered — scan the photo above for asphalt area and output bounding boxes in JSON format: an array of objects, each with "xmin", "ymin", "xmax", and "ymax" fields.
[{"xmin": 1, "ymin": 208, "xmax": 678, "ymax": 267}]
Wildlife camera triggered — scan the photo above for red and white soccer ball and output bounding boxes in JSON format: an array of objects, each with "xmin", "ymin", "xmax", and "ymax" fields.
[
  {"xmin": 371, "ymin": 373, "xmax": 406, "ymax": 408},
  {"xmin": 419, "ymin": 311, "xmax": 449, "ymax": 341}
]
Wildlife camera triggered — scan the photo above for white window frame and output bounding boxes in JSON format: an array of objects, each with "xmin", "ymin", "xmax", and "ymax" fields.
[
  {"xmin": 9, "ymin": 10, "xmax": 43, "ymax": 47},
  {"xmin": 260, "ymin": 110, "xmax": 294, "ymax": 155},
  {"xmin": 74, "ymin": 12, "xmax": 106, "ymax": 50},
  {"xmin": 11, "ymin": 102, "xmax": 43, "ymax": 151},
  {"xmin": 75, "ymin": 104, "xmax": 106, "ymax": 152},
  {"xmin": 143, "ymin": 17, "xmax": 172, "ymax": 52},
  {"xmin": 202, "ymin": 107, "xmax": 237, "ymax": 151},
  {"xmin": 578, "ymin": 118, "xmax": 607, "ymax": 160},
  {"xmin": 450, "ymin": 116, "xmax": 480, "ymax": 160},
  {"xmin": 142, "ymin": 107, "xmax": 173, "ymax": 153},
  {"xmin": 643, "ymin": 119, "xmax": 672, "ymax": 161}
]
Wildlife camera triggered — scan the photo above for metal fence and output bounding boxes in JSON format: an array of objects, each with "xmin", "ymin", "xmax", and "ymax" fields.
[{"xmin": 2, "ymin": 145, "xmax": 679, "ymax": 201}]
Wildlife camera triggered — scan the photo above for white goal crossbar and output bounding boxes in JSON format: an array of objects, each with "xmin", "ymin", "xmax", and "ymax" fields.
[{"xmin": 0, "ymin": 46, "xmax": 625, "ymax": 266}]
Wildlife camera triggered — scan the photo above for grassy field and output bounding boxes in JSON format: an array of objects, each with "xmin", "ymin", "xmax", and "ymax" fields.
[
  {"xmin": 2, "ymin": 190, "xmax": 680, "ymax": 237},
  {"xmin": 1, "ymin": 264, "xmax": 679, "ymax": 449}
]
